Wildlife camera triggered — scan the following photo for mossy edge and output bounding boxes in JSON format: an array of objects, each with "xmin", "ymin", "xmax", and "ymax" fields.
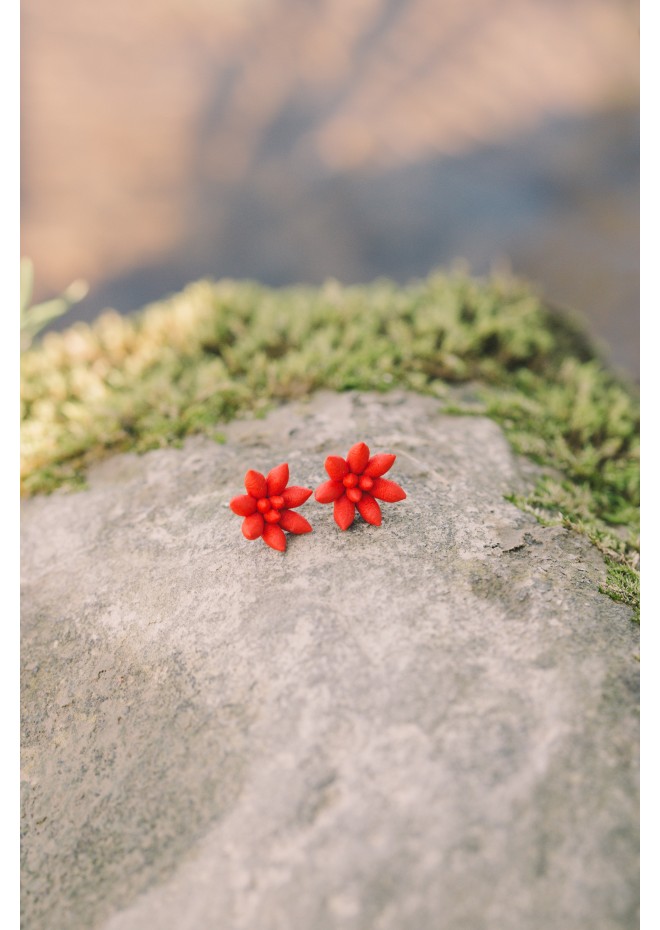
[{"xmin": 21, "ymin": 271, "xmax": 639, "ymax": 619}]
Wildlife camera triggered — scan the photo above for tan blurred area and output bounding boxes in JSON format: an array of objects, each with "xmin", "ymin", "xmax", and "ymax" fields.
[{"xmin": 21, "ymin": 0, "xmax": 639, "ymax": 371}]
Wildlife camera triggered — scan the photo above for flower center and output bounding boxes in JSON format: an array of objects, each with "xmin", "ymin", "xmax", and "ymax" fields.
[
  {"xmin": 258, "ymin": 494, "xmax": 285, "ymax": 514},
  {"xmin": 342, "ymin": 471, "xmax": 373, "ymax": 501}
]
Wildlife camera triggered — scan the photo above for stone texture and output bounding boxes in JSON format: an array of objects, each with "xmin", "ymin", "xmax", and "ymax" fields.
[{"xmin": 21, "ymin": 391, "xmax": 639, "ymax": 930}]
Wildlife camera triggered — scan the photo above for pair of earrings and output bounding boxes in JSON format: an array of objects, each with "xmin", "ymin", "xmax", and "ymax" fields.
[{"xmin": 229, "ymin": 441, "xmax": 406, "ymax": 552}]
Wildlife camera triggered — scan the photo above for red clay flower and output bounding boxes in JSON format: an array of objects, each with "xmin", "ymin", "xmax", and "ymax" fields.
[
  {"xmin": 315, "ymin": 442, "xmax": 406, "ymax": 530},
  {"xmin": 230, "ymin": 463, "xmax": 313, "ymax": 551}
]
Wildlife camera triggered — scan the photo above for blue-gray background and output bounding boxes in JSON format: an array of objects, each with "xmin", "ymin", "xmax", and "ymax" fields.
[{"xmin": 21, "ymin": 0, "xmax": 639, "ymax": 376}]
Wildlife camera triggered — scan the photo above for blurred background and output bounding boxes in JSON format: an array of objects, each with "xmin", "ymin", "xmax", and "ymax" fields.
[{"xmin": 21, "ymin": 0, "xmax": 639, "ymax": 376}]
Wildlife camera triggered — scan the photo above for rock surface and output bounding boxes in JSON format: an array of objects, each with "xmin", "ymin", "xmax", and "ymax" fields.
[{"xmin": 21, "ymin": 391, "xmax": 639, "ymax": 930}]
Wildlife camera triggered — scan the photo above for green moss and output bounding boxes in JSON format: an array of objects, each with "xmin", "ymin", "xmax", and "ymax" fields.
[
  {"xmin": 21, "ymin": 271, "xmax": 639, "ymax": 618},
  {"xmin": 600, "ymin": 562, "xmax": 640, "ymax": 619}
]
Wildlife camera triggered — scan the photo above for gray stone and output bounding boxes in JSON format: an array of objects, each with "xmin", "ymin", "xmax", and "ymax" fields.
[{"xmin": 21, "ymin": 391, "xmax": 639, "ymax": 930}]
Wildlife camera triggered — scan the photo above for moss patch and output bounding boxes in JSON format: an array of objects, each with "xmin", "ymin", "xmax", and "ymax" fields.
[{"xmin": 21, "ymin": 272, "xmax": 639, "ymax": 618}]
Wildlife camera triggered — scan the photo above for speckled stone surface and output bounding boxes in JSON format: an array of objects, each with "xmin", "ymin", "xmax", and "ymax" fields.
[{"xmin": 21, "ymin": 391, "xmax": 639, "ymax": 930}]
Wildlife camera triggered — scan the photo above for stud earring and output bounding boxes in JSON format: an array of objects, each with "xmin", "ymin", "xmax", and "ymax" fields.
[
  {"xmin": 230, "ymin": 462, "xmax": 313, "ymax": 551},
  {"xmin": 314, "ymin": 441, "xmax": 406, "ymax": 530}
]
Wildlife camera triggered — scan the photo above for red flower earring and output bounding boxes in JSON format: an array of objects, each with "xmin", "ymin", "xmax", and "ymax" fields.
[
  {"xmin": 315, "ymin": 442, "xmax": 406, "ymax": 530},
  {"xmin": 230, "ymin": 463, "xmax": 313, "ymax": 551}
]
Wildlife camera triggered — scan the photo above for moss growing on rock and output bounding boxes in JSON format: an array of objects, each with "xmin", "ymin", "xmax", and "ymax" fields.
[{"xmin": 21, "ymin": 272, "xmax": 639, "ymax": 617}]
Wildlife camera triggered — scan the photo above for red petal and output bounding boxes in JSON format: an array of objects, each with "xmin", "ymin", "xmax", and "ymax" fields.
[
  {"xmin": 346, "ymin": 442, "xmax": 369, "ymax": 475},
  {"xmin": 347, "ymin": 442, "xmax": 370, "ymax": 474},
  {"xmin": 334, "ymin": 494, "xmax": 356, "ymax": 530},
  {"xmin": 325, "ymin": 456, "xmax": 349, "ymax": 480},
  {"xmin": 279, "ymin": 510, "xmax": 313, "ymax": 534},
  {"xmin": 230, "ymin": 494, "xmax": 257, "ymax": 516},
  {"xmin": 315, "ymin": 479, "xmax": 345, "ymax": 503},
  {"xmin": 357, "ymin": 493, "xmax": 382, "ymax": 526},
  {"xmin": 281, "ymin": 486, "xmax": 313, "ymax": 508},
  {"xmin": 266, "ymin": 462, "xmax": 289, "ymax": 496},
  {"xmin": 242, "ymin": 513, "xmax": 264, "ymax": 540},
  {"xmin": 371, "ymin": 477, "xmax": 406, "ymax": 502},
  {"xmin": 245, "ymin": 469, "xmax": 268, "ymax": 498},
  {"xmin": 262, "ymin": 523, "xmax": 287, "ymax": 551},
  {"xmin": 364, "ymin": 453, "xmax": 396, "ymax": 478}
]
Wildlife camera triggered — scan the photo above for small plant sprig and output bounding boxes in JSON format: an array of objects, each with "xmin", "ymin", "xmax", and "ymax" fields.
[{"xmin": 20, "ymin": 257, "xmax": 88, "ymax": 351}]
